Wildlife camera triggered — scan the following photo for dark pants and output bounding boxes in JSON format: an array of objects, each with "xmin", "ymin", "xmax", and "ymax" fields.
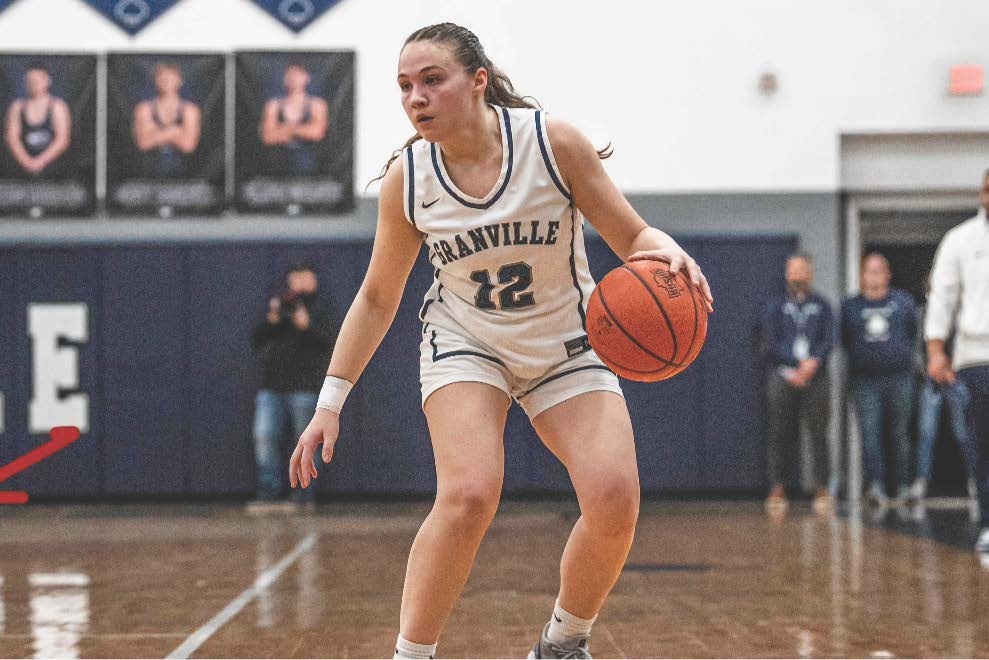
[
  {"xmin": 766, "ymin": 369, "xmax": 831, "ymax": 492},
  {"xmin": 957, "ymin": 366, "xmax": 989, "ymax": 526},
  {"xmin": 252, "ymin": 389, "xmax": 321, "ymax": 502},
  {"xmin": 850, "ymin": 372, "xmax": 915, "ymax": 494}
]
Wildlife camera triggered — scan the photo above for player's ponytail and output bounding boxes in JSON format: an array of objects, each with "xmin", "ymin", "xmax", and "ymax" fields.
[{"xmin": 370, "ymin": 22, "xmax": 610, "ymax": 187}]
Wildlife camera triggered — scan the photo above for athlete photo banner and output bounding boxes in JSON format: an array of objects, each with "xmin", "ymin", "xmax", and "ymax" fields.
[
  {"xmin": 235, "ymin": 51, "xmax": 354, "ymax": 215},
  {"xmin": 82, "ymin": 0, "xmax": 182, "ymax": 35},
  {"xmin": 0, "ymin": 54, "xmax": 97, "ymax": 217},
  {"xmin": 106, "ymin": 53, "xmax": 225, "ymax": 217},
  {"xmin": 248, "ymin": 0, "xmax": 343, "ymax": 33}
]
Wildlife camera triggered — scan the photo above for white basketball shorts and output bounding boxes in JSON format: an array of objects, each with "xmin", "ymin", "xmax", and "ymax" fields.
[{"xmin": 419, "ymin": 321, "xmax": 624, "ymax": 419}]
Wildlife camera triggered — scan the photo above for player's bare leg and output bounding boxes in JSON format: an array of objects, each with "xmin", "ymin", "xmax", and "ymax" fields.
[
  {"xmin": 398, "ymin": 381, "xmax": 510, "ymax": 645},
  {"xmin": 531, "ymin": 391, "xmax": 638, "ymax": 646}
]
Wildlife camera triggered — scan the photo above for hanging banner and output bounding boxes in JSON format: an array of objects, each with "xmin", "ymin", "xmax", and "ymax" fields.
[
  {"xmin": 0, "ymin": 54, "xmax": 97, "ymax": 218},
  {"xmin": 248, "ymin": 0, "xmax": 343, "ymax": 33},
  {"xmin": 82, "ymin": 0, "xmax": 181, "ymax": 35},
  {"xmin": 106, "ymin": 53, "xmax": 225, "ymax": 217},
  {"xmin": 235, "ymin": 51, "xmax": 354, "ymax": 215}
]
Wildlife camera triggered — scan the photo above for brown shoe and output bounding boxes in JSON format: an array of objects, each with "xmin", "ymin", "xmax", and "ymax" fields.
[
  {"xmin": 812, "ymin": 489, "xmax": 834, "ymax": 515},
  {"xmin": 765, "ymin": 485, "xmax": 788, "ymax": 518}
]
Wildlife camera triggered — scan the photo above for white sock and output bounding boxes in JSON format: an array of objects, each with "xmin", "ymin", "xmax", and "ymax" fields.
[
  {"xmin": 394, "ymin": 634, "xmax": 436, "ymax": 659},
  {"xmin": 546, "ymin": 599, "xmax": 596, "ymax": 644}
]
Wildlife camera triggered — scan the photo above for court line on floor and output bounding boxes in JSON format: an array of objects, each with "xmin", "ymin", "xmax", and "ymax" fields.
[{"xmin": 165, "ymin": 532, "xmax": 317, "ymax": 659}]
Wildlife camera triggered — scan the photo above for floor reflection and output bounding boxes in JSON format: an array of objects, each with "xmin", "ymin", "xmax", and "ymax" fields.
[
  {"xmin": 0, "ymin": 501, "xmax": 985, "ymax": 658},
  {"xmin": 29, "ymin": 572, "xmax": 89, "ymax": 659}
]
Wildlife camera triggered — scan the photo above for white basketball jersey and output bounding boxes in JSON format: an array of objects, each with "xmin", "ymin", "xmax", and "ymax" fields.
[{"xmin": 403, "ymin": 105, "xmax": 599, "ymax": 380}]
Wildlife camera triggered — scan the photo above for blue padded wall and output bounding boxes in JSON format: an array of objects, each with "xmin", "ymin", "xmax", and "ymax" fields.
[{"xmin": 0, "ymin": 233, "xmax": 796, "ymax": 499}]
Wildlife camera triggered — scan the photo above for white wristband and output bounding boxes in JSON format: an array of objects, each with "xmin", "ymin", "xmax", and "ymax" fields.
[{"xmin": 316, "ymin": 376, "xmax": 352, "ymax": 413}]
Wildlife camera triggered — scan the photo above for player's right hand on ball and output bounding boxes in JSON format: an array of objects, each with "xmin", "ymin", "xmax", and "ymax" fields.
[{"xmin": 289, "ymin": 408, "xmax": 340, "ymax": 489}]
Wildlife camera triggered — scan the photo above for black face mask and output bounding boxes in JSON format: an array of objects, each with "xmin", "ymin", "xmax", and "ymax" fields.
[
  {"xmin": 299, "ymin": 292, "xmax": 317, "ymax": 307},
  {"xmin": 787, "ymin": 281, "xmax": 810, "ymax": 297}
]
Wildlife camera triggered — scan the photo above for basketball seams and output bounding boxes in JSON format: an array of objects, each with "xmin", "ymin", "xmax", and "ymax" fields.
[
  {"xmin": 593, "ymin": 286, "xmax": 681, "ymax": 375},
  {"xmin": 619, "ymin": 263, "xmax": 681, "ymax": 363}
]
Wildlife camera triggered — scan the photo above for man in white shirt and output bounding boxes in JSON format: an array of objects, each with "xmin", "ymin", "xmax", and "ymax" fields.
[{"xmin": 926, "ymin": 169, "xmax": 989, "ymax": 553}]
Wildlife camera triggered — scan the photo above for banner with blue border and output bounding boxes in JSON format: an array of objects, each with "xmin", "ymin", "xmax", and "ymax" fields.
[
  {"xmin": 82, "ymin": 0, "xmax": 182, "ymax": 35},
  {"xmin": 249, "ymin": 0, "xmax": 343, "ymax": 33}
]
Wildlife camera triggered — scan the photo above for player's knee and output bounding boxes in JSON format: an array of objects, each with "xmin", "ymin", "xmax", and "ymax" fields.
[
  {"xmin": 437, "ymin": 479, "xmax": 502, "ymax": 527},
  {"xmin": 584, "ymin": 474, "xmax": 639, "ymax": 537}
]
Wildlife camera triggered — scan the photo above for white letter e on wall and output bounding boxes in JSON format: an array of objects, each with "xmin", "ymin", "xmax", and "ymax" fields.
[{"xmin": 28, "ymin": 304, "xmax": 89, "ymax": 434}]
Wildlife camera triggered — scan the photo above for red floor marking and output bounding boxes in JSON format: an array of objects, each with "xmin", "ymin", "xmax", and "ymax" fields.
[{"xmin": 0, "ymin": 426, "xmax": 81, "ymax": 504}]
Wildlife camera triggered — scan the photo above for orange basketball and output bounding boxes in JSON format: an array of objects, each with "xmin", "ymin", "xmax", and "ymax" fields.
[{"xmin": 586, "ymin": 260, "xmax": 708, "ymax": 382}]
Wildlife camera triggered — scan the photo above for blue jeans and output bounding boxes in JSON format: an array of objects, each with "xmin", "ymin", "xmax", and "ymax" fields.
[
  {"xmin": 252, "ymin": 389, "xmax": 320, "ymax": 501},
  {"xmin": 851, "ymin": 372, "xmax": 915, "ymax": 493},
  {"xmin": 957, "ymin": 366, "xmax": 989, "ymax": 526},
  {"xmin": 915, "ymin": 378, "xmax": 975, "ymax": 482}
]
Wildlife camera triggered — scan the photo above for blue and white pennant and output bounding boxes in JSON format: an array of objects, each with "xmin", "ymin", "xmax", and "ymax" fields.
[
  {"xmin": 248, "ymin": 0, "xmax": 343, "ymax": 33},
  {"xmin": 81, "ymin": 0, "xmax": 182, "ymax": 35}
]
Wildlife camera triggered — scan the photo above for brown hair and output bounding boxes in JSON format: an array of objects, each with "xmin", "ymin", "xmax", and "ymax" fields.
[{"xmin": 370, "ymin": 22, "xmax": 610, "ymax": 186}]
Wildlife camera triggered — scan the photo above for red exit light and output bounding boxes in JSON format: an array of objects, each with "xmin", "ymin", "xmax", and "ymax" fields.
[{"xmin": 949, "ymin": 64, "xmax": 984, "ymax": 96}]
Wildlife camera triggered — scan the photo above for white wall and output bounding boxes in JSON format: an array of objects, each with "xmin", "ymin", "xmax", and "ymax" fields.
[{"xmin": 2, "ymin": 0, "xmax": 989, "ymax": 194}]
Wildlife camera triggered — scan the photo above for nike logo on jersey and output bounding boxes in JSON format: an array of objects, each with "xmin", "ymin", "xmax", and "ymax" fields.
[
  {"xmin": 431, "ymin": 220, "xmax": 561, "ymax": 265},
  {"xmin": 422, "ymin": 198, "xmax": 441, "ymax": 208}
]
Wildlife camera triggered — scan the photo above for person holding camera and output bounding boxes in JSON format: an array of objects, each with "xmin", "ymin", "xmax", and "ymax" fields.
[{"xmin": 248, "ymin": 264, "xmax": 338, "ymax": 512}]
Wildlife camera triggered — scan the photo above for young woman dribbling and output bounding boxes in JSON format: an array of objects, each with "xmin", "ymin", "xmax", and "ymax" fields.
[{"xmin": 289, "ymin": 22, "xmax": 714, "ymax": 659}]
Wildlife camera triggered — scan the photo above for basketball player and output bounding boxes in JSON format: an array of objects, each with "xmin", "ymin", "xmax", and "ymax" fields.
[
  {"xmin": 288, "ymin": 23, "xmax": 713, "ymax": 659},
  {"xmin": 133, "ymin": 62, "xmax": 201, "ymax": 178},
  {"xmin": 260, "ymin": 64, "xmax": 328, "ymax": 175},
  {"xmin": 4, "ymin": 66, "xmax": 71, "ymax": 177}
]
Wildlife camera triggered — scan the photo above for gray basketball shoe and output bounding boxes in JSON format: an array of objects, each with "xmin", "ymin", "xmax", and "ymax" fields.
[{"xmin": 527, "ymin": 623, "xmax": 592, "ymax": 659}]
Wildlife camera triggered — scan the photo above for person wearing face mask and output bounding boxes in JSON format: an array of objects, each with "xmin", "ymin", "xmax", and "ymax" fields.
[
  {"xmin": 758, "ymin": 252, "xmax": 835, "ymax": 515},
  {"xmin": 248, "ymin": 264, "xmax": 338, "ymax": 512},
  {"xmin": 842, "ymin": 253, "xmax": 918, "ymax": 506}
]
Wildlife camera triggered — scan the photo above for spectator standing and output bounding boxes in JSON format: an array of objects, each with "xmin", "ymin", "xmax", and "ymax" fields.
[
  {"xmin": 926, "ymin": 171, "xmax": 989, "ymax": 553},
  {"xmin": 842, "ymin": 253, "xmax": 917, "ymax": 506},
  {"xmin": 248, "ymin": 264, "xmax": 338, "ymax": 512},
  {"xmin": 759, "ymin": 253, "xmax": 835, "ymax": 514}
]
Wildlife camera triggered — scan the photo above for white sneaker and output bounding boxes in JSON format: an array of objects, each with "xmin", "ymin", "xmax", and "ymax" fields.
[
  {"xmin": 976, "ymin": 528, "xmax": 989, "ymax": 553},
  {"xmin": 866, "ymin": 482, "xmax": 889, "ymax": 508},
  {"xmin": 909, "ymin": 478, "xmax": 927, "ymax": 501}
]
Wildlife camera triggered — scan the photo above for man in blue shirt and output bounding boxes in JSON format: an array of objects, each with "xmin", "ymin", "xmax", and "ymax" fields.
[
  {"xmin": 759, "ymin": 252, "xmax": 835, "ymax": 514},
  {"xmin": 842, "ymin": 253, "xmax": 917, "ymax": 505}
]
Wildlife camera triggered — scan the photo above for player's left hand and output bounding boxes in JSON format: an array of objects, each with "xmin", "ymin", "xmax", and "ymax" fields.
[{"xmin": 628, "ymin": 248, "xmax": 714, "ymax": 312}]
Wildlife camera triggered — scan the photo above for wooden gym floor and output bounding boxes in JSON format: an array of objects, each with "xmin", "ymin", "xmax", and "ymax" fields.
[{"xmin": 0, "ymin": 499, "xmax": 987, "ymax": 658}]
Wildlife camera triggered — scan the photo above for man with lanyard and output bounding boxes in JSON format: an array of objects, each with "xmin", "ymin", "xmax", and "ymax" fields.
[
  {"xmin": 759, "ymin": 252, "xmax": 835, "ymax": 515},
  {"xmin": 926, "ymin": 170, "xmax": 989, "ymax": 553}
]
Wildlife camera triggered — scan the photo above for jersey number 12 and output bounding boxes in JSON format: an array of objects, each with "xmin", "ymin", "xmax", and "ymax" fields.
[{"xmin": 470, "ymin": 262, "xmax": 535, "ymax": 310}]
